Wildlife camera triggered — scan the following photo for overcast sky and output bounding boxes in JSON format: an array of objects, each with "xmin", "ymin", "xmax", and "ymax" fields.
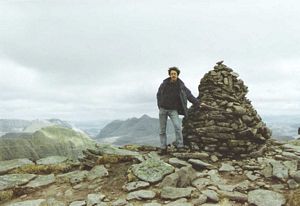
[{"xmin": 0, "ymin": 0, "xmax": 299, "ymax": 121}]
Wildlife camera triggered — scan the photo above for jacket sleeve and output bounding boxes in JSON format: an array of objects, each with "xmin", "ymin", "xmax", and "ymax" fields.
[
  {"xmin": 156, "ymin": 83, "xmax": 163, "ymax": 108},
  {"xmin": 184, "ymin": 86, "xmax": 199, "ymax": 106}
]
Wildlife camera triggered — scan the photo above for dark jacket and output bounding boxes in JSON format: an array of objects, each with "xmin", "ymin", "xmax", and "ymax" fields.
[{"xmin": 157, "ymin": 77, "xmax": 199, "ymax": 116}]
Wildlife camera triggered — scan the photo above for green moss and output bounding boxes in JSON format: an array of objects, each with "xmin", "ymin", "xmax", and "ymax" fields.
[
  {"xmin": 287, "ymin": 189, "xmax": 300, "ymax": 206},
  {"xmin": 0, "ymin": 190, "xmax": 13, "ymax": 202},
  {"xmin": 9, "ymin": 163, "xmax": 77, "ymax": 175}
]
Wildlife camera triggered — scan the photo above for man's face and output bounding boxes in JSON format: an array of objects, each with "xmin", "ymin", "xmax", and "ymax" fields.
[{"xmin": 169, "ymin": 70, "xmax": 178, "ymax": 82}]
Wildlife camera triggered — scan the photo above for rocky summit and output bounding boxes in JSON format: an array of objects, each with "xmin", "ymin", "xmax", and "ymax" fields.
[
  {"xmin": 1, "ymin": 140, "xmax": 300, "ymax": 206},
  {"xmin": 183, "ymin": 61, "xmax": 272, "ymax": 158}
]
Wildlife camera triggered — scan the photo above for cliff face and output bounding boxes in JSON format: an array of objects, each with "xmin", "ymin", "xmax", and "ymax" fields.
[
  {"xmin": 0, "ymin": 126, "xmax": 96, "ymax": 161},
  {"xmin": 183, "ymin": 62, "xmax": 272, "ymax": 158}
]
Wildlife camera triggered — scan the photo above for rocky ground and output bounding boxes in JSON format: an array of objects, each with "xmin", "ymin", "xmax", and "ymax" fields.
[{"xmin": 1, "ymin": 140, "xmax": 300, "ymax": 206}]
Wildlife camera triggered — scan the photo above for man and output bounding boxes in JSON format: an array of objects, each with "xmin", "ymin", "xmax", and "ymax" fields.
[{"xmin": 157, "ymin": 67, "xmax": 201, "ymax": 154}]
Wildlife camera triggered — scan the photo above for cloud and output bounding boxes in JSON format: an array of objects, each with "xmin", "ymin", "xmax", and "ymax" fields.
[{"xmin": 0, "ymin": 0, "xmax": 299, "ymax": 120}]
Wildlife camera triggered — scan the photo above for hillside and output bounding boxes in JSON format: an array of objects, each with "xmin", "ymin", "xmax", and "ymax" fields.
[{"xmin": 0, "ymin": 126, "xmax": 96, "ymax": 161}]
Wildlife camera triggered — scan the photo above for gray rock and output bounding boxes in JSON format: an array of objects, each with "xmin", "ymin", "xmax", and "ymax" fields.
[
  {"xmin": 0, "ymin": 173, "xmax": 36, "ymax": 190},
  {"xmin": 210, "ymin": 155, "xmax": 219, "ymax": 162},
  {"xmin": 36, "ymin": 156, "xmax": 68, "ymax": 165},
  {"xmin": 217, "ymin": 190, "xmax": 247, "ymax": 202},
  {"xmin": 260, "ymin": 163, "xmax": 273, "ymax": 178},
  {"xmin": 245, "ymin": 171, "xmax": 259, "ymax": 181},
  {"xmin": 69, "ymin": 201, "xmax": 86, "ymax": 206},
  {"xmin": 208, "ymin": 170, "xmax": 227, "ymax": 185},
  {"xmin": 131, "ymin": 158, "xmax": 174, "ymax": 183},
  {"xmin": 201, "ymin": 190, "xmax": 219, "ymax": 202},
  {"xmin": 192, "ymin": 178, "xmax": 211, "ymax": 190},
  {"xmin": 127, "ymin": 190, "xmax": 156, "ymax": 200},
  {"xmin": 165, "ymin": 202, "xmax": 193, "ymax": 206},
  {"xmin": 160, "ymin": 172, "xmax": 179, "ymax": 188},
  {"xmin": 87, "ymin": 165, "xmax": 108, "ymax": 181},
  {"xmin": 160, "ymin": 187, "xmax": 193, "ymax": 200},
  {"xmin": 188, "ymin": 159, "xmax": 214, "ymax": 169},
  {"xmin": 248, "ymin": 189, "xmax": 286, "ymax": 206},
  {"xmin": 191, "ymin": 194, "xmax": 207, "ymax": 205},
  {"xmin": 7, "ymin": 199, "xmax": 46, "ymax": 206},
  {"xmin": 292, "ymin": 170, "xmax": 300, "ymax": 183},
  {"xmin": 24, "ymin": 174, "xmax": 55, "ymax": 189},
  {"xmin": 234, "ymin": 180, "xmax": 250, "ymax": 192},
  {"xmin": 122, "ymin": 181, "xmax": 150, "ymax": 192},
  {"xmin": 283, "ymin": 160, "xmax": 298, "ymax": 175},
  {"xmin": 219, "ymin": 163, "xmax": 235, "ymax": 172},
  {"xmin": 41, "ymin": 198, "xmax": 65, "ymax": 206},
  {"xmin": 86, "ymin": 193, "xmax": 105, "ymax": 206},
  {"xmin": 217, "ymin": 184, "xmax": 235, "ymax": 192},
  {"xmin": 281, "ymin": 152, "xmax": 300, "ymax": 161},
  {"xmin": 287, "ymin": 179, "xmax": 299, "ymax": 189},
  {"xmin": 111, "ymin": 199, "xmax": 128, "ymax": 206},
  {"xmin": 0, "ymin": 158, "xmax": 34, "ymax": 174},
  {"xmin": 56, "ymin": 170, "xmax": 89, "ymax": 185},
  {"xmin": 176, "ymin": 166, "xmax": 197, "ymax": 187},
  {"xmin": 270, "ymin": 160, "xmax": 289, "ymax": 181},
  {"xmin": 282, "ymin": 144, "xmax": 300, "ymax": 154},
  {"xmin": 172, "ymin": 152, "xmax": 209, "ymax": 160},
  {"xmin": 168, "ymin": 158, "xmax": 191, "ymax": 168},
  {"xmin": 92, "ymin": 144, "xmax": 140, "ymax": 156},
  {"xmin": 143, "ymin": 203, "xmax": 162, "ymax": 206},
  {"xmin": 64, "ymin": 189, "xmax": 74, "ymax": 200},
  {"xmin": 165, "ymin": 198, "xmax": 192, "ymax": 206}
]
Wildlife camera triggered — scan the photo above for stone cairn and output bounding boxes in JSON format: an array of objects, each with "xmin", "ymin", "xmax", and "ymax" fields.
[{"xmin": 182, "ymin": 61, "xmax": 272, "ymax": 158}]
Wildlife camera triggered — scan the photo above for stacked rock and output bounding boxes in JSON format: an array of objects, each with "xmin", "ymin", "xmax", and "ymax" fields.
[{"xmin": 182, "ymin": 61, "xmax": 272, "ymax": 158}]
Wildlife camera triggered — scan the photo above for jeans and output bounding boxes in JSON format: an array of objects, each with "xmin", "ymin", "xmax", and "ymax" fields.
[{"xmin": 159, "ymin": 108, "xmax": 184, "ymax": 149}]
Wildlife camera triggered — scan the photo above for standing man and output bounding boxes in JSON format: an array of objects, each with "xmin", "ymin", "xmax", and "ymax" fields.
[{"xmin": 157, "ymin": 67, "xmax": 200, "ymax": 154}]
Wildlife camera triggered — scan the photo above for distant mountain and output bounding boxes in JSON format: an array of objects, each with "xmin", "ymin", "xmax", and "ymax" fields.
[
  {"xmin": 0, "ymin": 119, "xmax": 31, "ymax": 136},
  {"xmin": 72, "ymin": 120, "xmax": 110, "ymax": 138},
  {"xmin": 0, "ymin": 126, "xmax": 96, "ymax": 161},
  {"xmin": 96, "ymin": 114, "xmax": 179, "ymax": 146},
  {"xmin": 0, "ymin": 118, "xmax": 87, "ymax": 137},
  {"xmin": 263, "ymin": 115, "xmax": 300, "ymax": 141}
]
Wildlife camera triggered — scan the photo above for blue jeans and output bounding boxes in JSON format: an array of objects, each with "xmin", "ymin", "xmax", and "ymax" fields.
[{"xmin": 159, "ymin": 108, "xmax": 184, "ymax": 149}]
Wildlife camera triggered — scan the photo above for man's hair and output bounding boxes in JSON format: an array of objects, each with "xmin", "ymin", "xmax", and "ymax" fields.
[{"xmin": 168, "ymin": 67, "xmax": 180, "ymax": 75}]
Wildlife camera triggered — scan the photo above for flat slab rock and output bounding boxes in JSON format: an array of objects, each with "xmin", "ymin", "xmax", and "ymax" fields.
[
  {"xmin": 87, "ymin": 165, "xmax": 109, "ymax": 181},
  {"xmin": 93, "ymin": 144, "xmax": 140, "ymax": 156},
  {"xmin": 5, "ymin": 199, "xmax": 46, "ymax": 206},
  {"xmin": 0, "ymin": 173, "xmax": 36, "ymax": 190},
  {"xmin": 188, "ymin": 159, "xmax": 214, "ymax": 169},
  {"xmin": 248, "ymin": 189, "xmax": 286, "ymax": 206},
  {"xmin": 168, "ymin": 158, "xmax": 191, "ymax": 168},
  {"xmin": 56, "ymin": 170, "xmax": 89, "ymax": 184},
  {"xmin": 127, "ymin": 190, "xmax": 156, "ymax": 200},
  {"xmin": 122, "ymin": 181, "xmax": 150, "ymax": 192},
  {"xmin": 36, "ymin": 156, "xmax": 68, "ymax": 165},
  {"xmin": 160, "ymin": 186, "xmax": 194, "ymax": 200},
  {"xmin": 23, "ymin": 174, "xmax": 55, "ymax": 189},
  {"xmin": 219, "ymin": 163, "xmax": 235, "ymax": 172},
  {"xmin": 0, "ymin": 158, "xmax": 34, "ymax": 174},
  {"xmin": 131, "ymin": 158, "xmax": 174, "ymax": 183}
]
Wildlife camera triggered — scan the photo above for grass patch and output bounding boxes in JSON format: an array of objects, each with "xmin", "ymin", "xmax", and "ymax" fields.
[{"xmin": 9, "ymin": 163, "xmax": 78, "ymax": 175}]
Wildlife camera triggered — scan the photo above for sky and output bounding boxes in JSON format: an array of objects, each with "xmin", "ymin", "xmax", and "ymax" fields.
[{"xmin": 0, "ymin": 0, "xmax": 299, "ymax": 121}]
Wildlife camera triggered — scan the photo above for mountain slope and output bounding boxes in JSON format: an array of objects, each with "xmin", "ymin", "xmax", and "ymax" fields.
[{"xmin": 0, "ymin": 126, "xmax": 96, "ymax": 161}]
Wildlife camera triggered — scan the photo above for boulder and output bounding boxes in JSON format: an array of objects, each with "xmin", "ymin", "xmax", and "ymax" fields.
[
  {"xmin": 248, "ymin": 189, "xmax": 286, "ymax": 206},
  {"xmin": 131, "ymin": 158, "xmax": 174, "ymax": 183}
]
